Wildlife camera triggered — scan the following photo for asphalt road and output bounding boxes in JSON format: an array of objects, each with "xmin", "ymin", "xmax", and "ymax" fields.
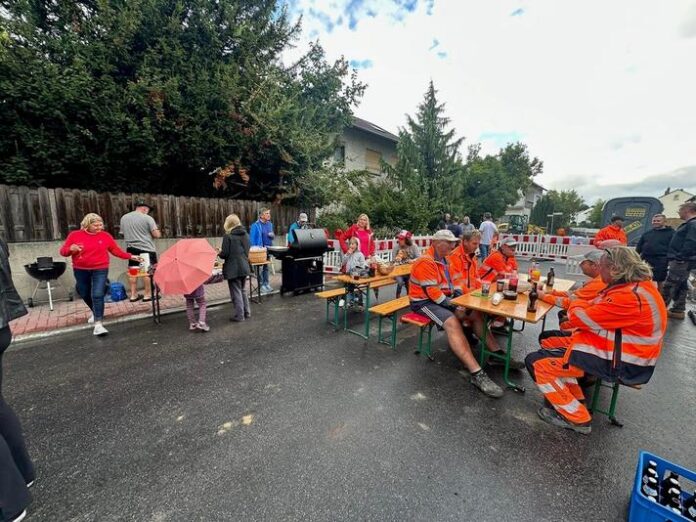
[{"xmin": 4, "ymin": 276, "xmax": 696, "ymax": 521}]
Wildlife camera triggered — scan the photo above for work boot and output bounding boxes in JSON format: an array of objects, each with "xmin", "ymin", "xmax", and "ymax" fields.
[
  {"xmin": 470, "ymin": 370, "xmax": 504, "ymax": 398},
  {"xmin": 537, "ymin": 407, "xmax": 591, "ymax": 435},
  {"xmin": 667, "ymin": 310, "xmax": 685, "ymax": 320}
]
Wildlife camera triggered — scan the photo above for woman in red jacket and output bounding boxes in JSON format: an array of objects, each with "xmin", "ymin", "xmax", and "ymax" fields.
[
  {"xmin": 340, "ymin": 213, "xmax": 376, "ymax": 258},
  {"xmin": 59, "ymin": 213, "xmax": 141, "ymax": 336}
]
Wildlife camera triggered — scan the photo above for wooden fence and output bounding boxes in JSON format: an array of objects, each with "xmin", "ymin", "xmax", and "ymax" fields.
[{"xmin": 0, "ymin": 184, "xmax": 305, "ymax": 242}]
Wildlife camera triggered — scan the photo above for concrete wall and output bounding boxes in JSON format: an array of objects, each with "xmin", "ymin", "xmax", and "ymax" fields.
[{"xmin": 7, "ymin": 237, "xmax": 281, "ymax": 302}]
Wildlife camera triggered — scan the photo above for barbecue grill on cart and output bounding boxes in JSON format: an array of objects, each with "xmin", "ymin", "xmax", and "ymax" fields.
[{"xmin": 268, "ymin": 229, "xmax": 333, "ymax": 296}]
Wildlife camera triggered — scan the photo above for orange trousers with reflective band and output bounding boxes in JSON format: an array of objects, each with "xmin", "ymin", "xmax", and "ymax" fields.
[
  {"xmin": 525, "ymin": 350, "xmax": 592, "ymax": 425},
  {"xmin": 539, "ymin": 329, "xmax": 572, "ymax": 350}
]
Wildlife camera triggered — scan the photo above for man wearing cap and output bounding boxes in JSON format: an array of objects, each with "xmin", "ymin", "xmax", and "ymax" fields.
[
  {"xmin": 287, "ymin": 212, "xmax": 309, "ymax": 246},
  {"xmin": 392, "ymin": 230, "xmax": 420, "ymax": 298},
  {"xmin": 119, "ymin": 201, "xmax": 161, "ymax": 302},
  {"xmin": 409, "ymin": 229, "xmax": 505, "ymax": 398},
  {"xmin": 478, "ymin": 237, "xmax": 518, "ymax": 283},
  {"xmin": 537, "ymin": 250, "xmax": 606, "ymax": 347},
  {"xmin": 594, "ymin": 216, "xmax": 628, "ymax": 247}
]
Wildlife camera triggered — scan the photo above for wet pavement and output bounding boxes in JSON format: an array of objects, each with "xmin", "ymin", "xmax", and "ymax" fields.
[{"xmin": 4, "ymin": 264, "xmax": 696, "ymax": 521}]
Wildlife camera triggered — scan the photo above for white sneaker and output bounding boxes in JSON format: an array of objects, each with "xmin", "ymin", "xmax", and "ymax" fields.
[
  {"xmin": 93, "ymin": 323, "xmax": 109, "ymax": 336},
  {"xmin": 197, "ymin": 322, "xmax": 210, "ymax": 332},
  {"xmin": 87, "ymin": 314, "xmax": 94, "ymax": 324},
  {"xmin": 10, "ymin": 510, "xmax": 27, "ymax": 522},
  {"xmin": 26, "ymin": 480, "xmax": 34, "ymax": 488},
  {"xmin": 189, "ymin": 323, "xmax": 198, "ymax": 331},
  {"xmin": 338, "ymin": 299, "xmax": 345, "ymax": 308}
]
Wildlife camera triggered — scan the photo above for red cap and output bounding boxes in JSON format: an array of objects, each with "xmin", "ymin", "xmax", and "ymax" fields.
[{"xmin": 397, "ymin": 230, "xmax": 412, "ymax": 240}]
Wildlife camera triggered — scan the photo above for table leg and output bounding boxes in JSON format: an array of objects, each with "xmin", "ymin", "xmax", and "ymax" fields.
[
  {"xmin": 256, "ymin": 266, "xmax": 262, "ymax": 303},
  {"xmin": 501, "ymin": 321, "xmax": 525, "ymax": 393},
  {"xmin": 149, "ymin": 274, "xmax": 160, "ymax": 325},
  {"xmin": 344, "ymin": 284, "xmax": 371, "ymax": 340}
]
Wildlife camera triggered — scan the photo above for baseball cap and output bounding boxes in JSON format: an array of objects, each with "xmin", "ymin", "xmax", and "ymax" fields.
[
  {"xmin": 572, "ymin": 249, "xmax": 604, "ymax": 263},
  {"xmin": 397, "ymin": 230, "xmax": 412, "ymax": 240},
  {"xmin": 500, "ymin": 237, "xmax": 518, "ymax": 247},
  {"xmin": 432, "ymin": 229, "xmax": 460, "ymax": 242},
  {"xmin": 134, "ymin": 200, "xmax": 152, "ymax": 210},
  {"xmin": 298, "ymin": 212, "xmax": 308, "ymax": 223}
]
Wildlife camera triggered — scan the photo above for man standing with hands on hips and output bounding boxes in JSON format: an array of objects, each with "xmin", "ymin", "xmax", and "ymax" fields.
[
  {"xmin": 119, "ymin": 200, "xmax": 161, "ymax": 302},
  {"xmin": 250, "ymin": 208, "xmax": 275, "ymax": 294},
  {"xmin": 661, "ymin": 201, "xmax": 696, "ymax": 320}
]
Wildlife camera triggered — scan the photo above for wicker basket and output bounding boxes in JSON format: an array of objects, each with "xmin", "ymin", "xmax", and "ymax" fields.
[
  {"xmin": 377, "ymin": 263, "xmax": 394, "ymax": 276},
  {"xmin": 249, "ymin": 248, "xmax": 267, "ymax": 264}
]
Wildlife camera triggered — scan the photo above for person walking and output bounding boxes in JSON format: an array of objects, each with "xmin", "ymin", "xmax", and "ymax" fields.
[
  {"xmin": 661, "ymin": 202, "xmax": 696, "ymax": 320},
  {"xmin": 478, "ymin": 213, "xmax": 498, "ymax": 259},
  {"xmin": 59, "ymin": 213, "xmax": 141, "ymax": 336},
  {"xmin": 249, "ymin": 208, "xmax": 274, "ymax": 294},
  {"xmin": 0, "ymin": 238, "xmax": 35, "ymax": 522},
  {"xmin": 220, "ymin": 214, "xmax": 251, "ymax": 322},
  {"xmin": 636, "ymin": 214, "xmax": 674, "ymax": 291},
  {"xmin": 119, "ymin": 200, "xmax": 161, "ymax": 302},
  {"xmin": 286, "ymin": 212, "xmax": 309, "ymax": 245}
]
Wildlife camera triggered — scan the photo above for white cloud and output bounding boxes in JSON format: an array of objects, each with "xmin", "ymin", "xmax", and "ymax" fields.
[{"xmin": 283, "ymin": 0, "xmax": 696, "ymax": 202}]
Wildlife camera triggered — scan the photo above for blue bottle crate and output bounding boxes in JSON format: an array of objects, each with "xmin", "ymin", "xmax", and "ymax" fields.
[{"xmin": 629, "ymin": 451, "xmax": 696, "ymax": 521}]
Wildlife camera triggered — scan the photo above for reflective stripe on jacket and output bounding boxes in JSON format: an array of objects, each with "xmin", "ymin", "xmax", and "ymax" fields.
[
  {"xmin": 541, "ymin": 275, "xmax": 606, "ymax": 310},
  {"xmin": 477, "ymin": 250, "xmax": 518, "ymax": 282},
  {"xmin": 448, "ymin": 245, "xmax": 481, "ymax": 293},
  {"xmin": 409, "ymin": 254, "xmax": 455, "ymax": 305},
  {"xmin": 563, "ymin": 280, "xmax": 666, "ymax": 385}
]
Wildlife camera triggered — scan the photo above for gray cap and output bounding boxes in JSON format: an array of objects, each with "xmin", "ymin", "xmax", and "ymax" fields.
[
  {"xmin": 298, "ymin": 213, "xmax": 308, "ymax": 223},
  {"xmin": 572, "ymin": 249, "xmax": 604, "ymax": 263},
  {"xmin": 431, "ymin": 229, "xmax": 460, "ymax": 242},
  {"xmin": 500, "ymin": 237, "xmax": 518, "ymax": 247}
]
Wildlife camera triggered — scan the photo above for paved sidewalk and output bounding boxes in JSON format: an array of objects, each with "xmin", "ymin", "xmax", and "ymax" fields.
[{"xmin": 11, "ymin": 273, "xmax": 286, "ymax": 339}]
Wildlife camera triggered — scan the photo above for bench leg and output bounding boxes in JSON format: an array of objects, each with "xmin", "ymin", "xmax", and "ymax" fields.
[
  {"xmin": 390, "ymin": 315, "xmax": 398, "ymax": 350},
  {"xmin": 377, "ymin": 314, "xmax": 399, "ymax": 350},
  {"xmin": 608, "ymin": 382, "xmax": 622, "ymax": 427},
  {"xmin": 588, "ymin": 379, "xmax": 623, "ymax": 427},
  {"xmin": 424, "ymin": 324, "xmax": 434, "ymax": 360}
]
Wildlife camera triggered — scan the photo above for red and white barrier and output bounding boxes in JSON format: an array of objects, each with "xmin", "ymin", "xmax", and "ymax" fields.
[{"xmin": 324, "ymin": 234, "xmax": 593, "ymax": 273}]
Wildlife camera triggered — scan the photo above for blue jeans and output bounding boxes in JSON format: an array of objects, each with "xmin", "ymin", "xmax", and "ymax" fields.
[
  {"xmin": 479, "ymin": 244, "xmax": 490, "ymax": 260},
  {"xmin": 73, "ymin": 268, "xmax": 109, "ymax": 321},
  {"xmin": 261, "ymin": 264, "xmax": 270, "ymax": 287}
]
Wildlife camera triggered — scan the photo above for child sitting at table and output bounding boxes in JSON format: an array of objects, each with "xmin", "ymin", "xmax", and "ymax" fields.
[{"xmin": 341, "ymin": 237, "xmax": 368, "ymax": 308}]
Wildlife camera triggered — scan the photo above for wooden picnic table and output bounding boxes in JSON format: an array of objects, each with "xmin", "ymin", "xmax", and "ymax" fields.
[
  {"xmin": 450, "ymin": 275, "xmax": 576, "ymax": 393},
  {"xmin": 334, "ymin": 263, "xmax": 413, "ymax": 339}
]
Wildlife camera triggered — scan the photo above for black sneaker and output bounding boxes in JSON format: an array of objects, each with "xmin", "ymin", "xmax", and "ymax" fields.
[
  {"xmin": 537, "ymin": 407, "xmax": 591, "ymax": 435},
  {"xmin": 470, "ymin": 370, "xmax": 504, "ymax": 398},
  {"xmin": 688, "ymin": 310, "xmax": 696, "ymax": 326}
]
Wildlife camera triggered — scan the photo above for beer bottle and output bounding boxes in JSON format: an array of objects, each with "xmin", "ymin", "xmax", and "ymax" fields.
[
  {"xmin": 547, "ymin": 267, "xmax": 555, "ymax": 288},
  {"xmin": 683, "ymin": 489, "xmax": 696, "ymax": 520},
  {"xmin": 660, "ymin": 472, "xmax": 680, "ymax": 504},
  {"xmin": 527, "ymin": 282, "xmax": 539, "ymax": 313},
  {"xmin": 642, "ymin": 477, "xmax": 659, "ymax": 500}
]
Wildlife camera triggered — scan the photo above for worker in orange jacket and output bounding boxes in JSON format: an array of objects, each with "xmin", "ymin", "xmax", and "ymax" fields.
[
  {"xmin": 447, "ymin": 229, "xmax": 524, "ymax": 371},
  {"xmin": 478, "ymin": 237, "xmax": 519, "ymax": 283},
  {"xmin": 525, "ymin": 247, "xmax": 666, "ymax": 434},
  {"xmin": 409, "ymin": 229, "xmax": 504, "ymax": 398},
  {"xmin": 594, "ymin": 216, "xmax": 628, "ymax": 247}
]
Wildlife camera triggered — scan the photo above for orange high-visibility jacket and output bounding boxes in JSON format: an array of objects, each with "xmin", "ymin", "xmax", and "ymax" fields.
[
  {"xmin": 541, "ymin": 275, "xmax": 606, "ymax": 310},
  {"xmin": 595, "ymin": 225, "xmax": 628, "ymax": 246},
  {"xmin": 448, "ymin": 245, "xmax": 481, "ymax": 293},
  {"xmin": 409, "ymin": 254, "xmax": 455, "ymax": 306},
  {"xmin": 477, "ymin": 250, "xmax": 518, "ymax": 282},
  {"xmin": 563, "ymin": 280, "xmax": 666, "ymax": 385}
]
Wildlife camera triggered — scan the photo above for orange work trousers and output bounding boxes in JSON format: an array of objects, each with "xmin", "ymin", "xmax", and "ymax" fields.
[{"xmin": 525, "ymin": 349, "xmax": 592, "ymax": 425}]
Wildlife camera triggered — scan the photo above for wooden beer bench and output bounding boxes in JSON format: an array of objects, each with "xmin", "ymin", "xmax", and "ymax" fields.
[{"xmin": 315, "ymin": 287, "xmax": 347, "ymax": 329}]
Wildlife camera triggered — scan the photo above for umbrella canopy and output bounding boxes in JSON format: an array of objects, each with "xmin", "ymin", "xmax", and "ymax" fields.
[{"xmin": 153, "ymin": 239, "xmax": 217, "ymax": 295}]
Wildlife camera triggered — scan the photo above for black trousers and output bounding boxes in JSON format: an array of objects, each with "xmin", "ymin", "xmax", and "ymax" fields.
[{"xmin": 0, "ymin": 326, "xmax": 34, "ymax": 519}]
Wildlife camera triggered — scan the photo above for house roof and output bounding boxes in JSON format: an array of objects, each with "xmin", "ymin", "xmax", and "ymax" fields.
[
  {"xmin": 352, "ymin": 117, "xmax": 399, "ymax": 143},
  {"xmin": 659, "ymin": 188, "xmax": 694, "ymax": 199}
]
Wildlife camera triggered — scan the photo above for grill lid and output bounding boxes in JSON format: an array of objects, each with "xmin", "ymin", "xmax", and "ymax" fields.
[{"xmin": 290, "ymin": 229, "xmax": 330, "ymax": 253}]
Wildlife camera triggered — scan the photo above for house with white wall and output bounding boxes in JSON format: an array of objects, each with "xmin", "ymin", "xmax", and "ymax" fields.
[
  {"xmin": 504, "ymin": 181, "xmax": 546, "ymax": 219},
  {"xmin": 333, "ymin": 117, "xmax": 398, "ymax": 174},
  {"xmin": 658, "ymin": 188, "xmax": 694, "ymax": 219}
]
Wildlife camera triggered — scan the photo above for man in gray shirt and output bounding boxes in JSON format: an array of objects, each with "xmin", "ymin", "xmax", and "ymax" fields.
[
  {"xmin": 461, "ymin": 216, "xmax": 475, "ymax": 235},
  {"xmin": 120, "ymin": 201, "xmax": 161, "ymax": 302}
]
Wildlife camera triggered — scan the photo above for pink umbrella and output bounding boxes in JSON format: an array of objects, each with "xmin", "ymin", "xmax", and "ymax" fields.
[{"xmin": 153, "ymin": 239, "xmax": 218, "ymax": 295}]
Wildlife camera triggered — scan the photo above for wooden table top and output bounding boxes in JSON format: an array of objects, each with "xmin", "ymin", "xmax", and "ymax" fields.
[
  {"xmin": 334, "ymin": 263, "xmax": 412, "ymax": 285},
  {"xmin": 516, "ymin": 275, "xmax": 576, "ymax": 293},
  {"xmin": 451, "ymin": 291, "xmax": 553, "ymax": 324}
]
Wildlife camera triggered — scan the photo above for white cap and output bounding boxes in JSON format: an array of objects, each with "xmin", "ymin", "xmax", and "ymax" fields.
[
  {"xmin": 500, "ymin": 237, "xmax": 518, "ymax": 247},
  {"xmin": 298, "ymin": 213, "xmax": 308, "ymax": 223},
  {"xmin": 572, "ymin": 249, "xmax": 604, "ymax": 263},
  {"xmin": 431, "ymin": 229, "xmax": 460, "ymax": 242}
]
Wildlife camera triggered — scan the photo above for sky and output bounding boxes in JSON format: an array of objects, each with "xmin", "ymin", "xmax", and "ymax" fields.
[{"xmin": 280, "ymin": 0, "xmax": 696, "ymax": 203}]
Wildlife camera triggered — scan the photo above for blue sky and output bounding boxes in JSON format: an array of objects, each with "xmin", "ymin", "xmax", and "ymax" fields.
[{"xmin": 282, "ymin": 0, "xmax": 696, "ymax": 201}]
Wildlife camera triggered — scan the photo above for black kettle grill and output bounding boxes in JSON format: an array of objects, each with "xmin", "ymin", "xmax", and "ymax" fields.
[
  {"xmin": 23, "ymin": 257, "xmax": 74, "ymax": 310},
  {"xmin": 268, "ymin": 229, "xmax": 333, "ymax": 295}
]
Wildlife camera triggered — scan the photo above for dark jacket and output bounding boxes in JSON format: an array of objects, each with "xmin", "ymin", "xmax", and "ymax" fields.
[
  {"xmin": 667, "ymin": 216, "xmax": 696, "ymax": 261},
  {"xmin": 0, "ymin": 238, "xmax": 28, "ymax": 330},
  {"xmin": 636, "ymin": 227, "xmax": 674, "ymax": 259},
  {"xmin": 220, "ymin": 227, "xmax": 251, "ymax": 280}
]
